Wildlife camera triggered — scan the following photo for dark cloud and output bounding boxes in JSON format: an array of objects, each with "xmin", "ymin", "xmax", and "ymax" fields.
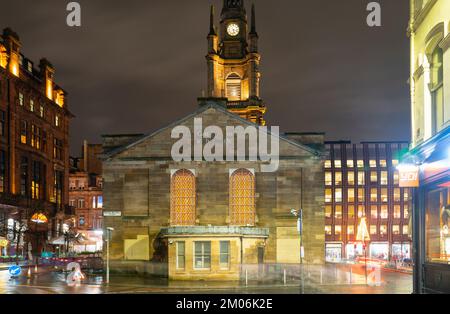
[{"xmin": 0, "ymin": 0, "xmax": 410, "ymax": 155}]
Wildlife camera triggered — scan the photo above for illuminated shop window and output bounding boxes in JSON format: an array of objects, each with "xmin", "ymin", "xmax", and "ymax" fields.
[
  {"xmin": 369, "ymin": 160, "xmax": 377, "ymax": 168},
  {"xmin": 380, "ymin": 171, "xmax": 388, "ymax": 185},
  {"xmin": 335, "ymin": 188, "xmax": 342, "ymax": 203},
  {"xmin": 348, "ymin": 205, "xmax": 355, "ymax": 219},
  {"xmin": 370, "ymin": 171, "xmax": 378, "ymax": 183},
  {"xmin": 325, "ymin": 172, "xmax": 332, "ymax": 186},
  {"xmin": 325, "ymin": 189, "xmax": 332, "ymax": 203},
  {"xmin": 381, "ymin": 188, "xmax": 388, "ymax": 202},
  {"xmin": 347, "ymin": 160, "xmax": 354, "ymax": 168},
  {"xmin": 335, "ymin": 172, "xmax": 342, "ymax": 185},
  {"xmin": 325, "ymin": 225, "xmax": 332, "ymax": 235},
  {"xmin": 225, "ymin": 73, "xmax": 241, "ymax": 101},
  {"xmin": 325, "ymin": 205, "xmax": 332, "ymax": 218},
  {"xmin": 348, "ymin": 188, "xmax": 355, "ymax": 202},
  {"xmin": 370, "ymin": 188, "xmax": 378, "ymax": 202},
  {"xmin": 357, "ymin": 172, "xmax": 365, "ymax": 185},
  {"xmin": 347, "ymin": 225, "xmax": 354, "ymax": 235},
  {"xmin": 176, "ymin": 241, "xmax": 185, "ymax": 270},
  {"xmin": 357, "ymin": 188, "xmax": 365, "ymax": 202},
  {"xmin": 194, "ymin": 241, "xmax": 211, "ymax": 269},
  {"xmin": 380, "ymin": 205, "xmax": 388, "ymax": 219},
  {"xmin": 170, "ymin": 169, "xmax": 196, "ymax": 226},
  {"xmin": 347, "ymin": 172, "xmax": 355, "ymax": 185},
  {"xmin": 229, "ymin": 169, "xmax": 255, "ymax": 226}
]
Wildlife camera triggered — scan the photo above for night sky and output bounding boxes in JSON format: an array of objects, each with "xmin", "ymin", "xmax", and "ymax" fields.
[{"xmin": 0, "ymin": 0, "xmax": 411, "ymax": 156}]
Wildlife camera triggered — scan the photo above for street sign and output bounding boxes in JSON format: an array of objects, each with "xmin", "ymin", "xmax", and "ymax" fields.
[
  {"xmin": 103, "ymin": 211, "xmax": 122, "ymax": 217},
  {"xmin": 8, "ymin": 265, "xmax": 21, "ymax": 277}
]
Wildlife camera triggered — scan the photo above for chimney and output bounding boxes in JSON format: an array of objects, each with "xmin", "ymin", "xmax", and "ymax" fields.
[{"xmin": 39, "ymin": 58, "xmax": 55, "ymax": 101}]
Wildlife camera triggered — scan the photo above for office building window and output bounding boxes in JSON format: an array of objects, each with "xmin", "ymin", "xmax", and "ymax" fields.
[
  {"xmin": 394, "ymin": 205, "xmax": 401, "ymax": 219},
  {"xmin": 370, "ymin": 171, "xmax": 378, "ymax": 183},
  {"xmin": 348, "ymin": 188, "xmax": 355, "ymax": 202},
  {"xmin": 39, "ymin": 106, "xmax": 44, "ymax": 118},
  {"xmin": 358, "ymin": 205, "xmax": 365, "ymax": 218},
  {"xmin": 335, "ymin": 225, "xmax": 342, "ymax": 236},
  {"xmin": 357, "ymin": 160, "xmax": 364, "ymax": 168},
  {"xmin": 325, "ymin": 205, "xmax": 332, "ymax": 218},
  {"xmin": 20, "ymin": 120, "xmax": 27, "ymax": 144},
  {"xmin": 380, "ymin": 171, "xmax": 388, "ymax": 185},
  {"xmin": 325, "ymin": 172, "xmax": 332, "ymax": 186},
  {"xmin": 393, "ymin": 171, "xmax": 399, "ymax": 185},
  {"xmin": 194, "ymin": 241, "xmax": 211, "ymax": 269},
  {"xmin": 30, "ymin": 99, "xmax": 34, "ymax": 112},
  {"xmin": 348, "ymin": 205, "xmax": 355, "ymax": 219},
  {"xmin": 371, "ymin": 205, "xmax": 378, "ymax": 219},
  {"xmin": 335, "ymin": 188, "xmax": 342, "ymax": 202},
  {"xmin": 402, "ymin": 225, "xmax": 409, "ymax": 236},
  {"xmin": 404, "ymin": 205, "xmax": 409, "ymax": 219},
  {"xmin": 335, "ymin": 205, "xmax": 342, "ymax": 219},
  {"xmin": 380, "ymin": 225, "xmax": 387, "ymax": 235},
  {"xmin": 379, "ymin": 160, "xmax": 387, "ymax": 168},
  {"xmin": 370, "ymin": 188, "xmax": 378, "ymax": 202},
  {"xmin": 325, "ymin": 160, "xmax": 331, "ymax": 168},
  {"xmin": 347, "ymin": 172, "xmax": 355, "ymax": 185},
  {"xmin": 325, "ymin": 189, "xmax": 332, "ymax": 203},
  {"xmin": 370, "ymin": 225, "xmax": 377, "ymax": 235},
  {"xmin": 335, "ymin": 172, "xmax": 342, "ymax": 185},
  {"xmin": 334, "ymin": 160, "xmax": 342, "ymax": 168},
  {"xmin": 393, "ymin": 225, "xmax": 400, "ymax": 235},
  {"xmin": 347, "ymin": 160, "xmax": 354, "ymax": 168},
  {"xmin": 381, "ymin": 188, "xmax": 388, "ymax": 202},
  {"xmin": 380, "ymin": 205, "xmax": 388, "ymax": 219},
  {"xmin": 357, "ymin": 171, "xmax": 365, "ymax": 185},
  {"xmin": 347, "ymin": 225, "xmax": 355, "ymax": 235},
  {"xmin": 357, "ymin": 188, "xmax": 365, "ymax": 202},
  {"xmin": 18, "ymin": 93, "xmax": 24, "ymax": 106},
  {"xmin": 369, "ymin": 160, "xmax": 377, "ymax": 168},
  {"xmin": 394, "ymin": 188, "xmax": 401, "ymax": 202},
  {"xmin": 325, "ymin": 225, "xmax": 332, "ymax": 235}
]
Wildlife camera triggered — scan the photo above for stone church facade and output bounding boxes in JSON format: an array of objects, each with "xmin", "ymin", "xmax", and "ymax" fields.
[{"xmin": 101, "ymin": 0, "xmax": 325, "ymax": 280}]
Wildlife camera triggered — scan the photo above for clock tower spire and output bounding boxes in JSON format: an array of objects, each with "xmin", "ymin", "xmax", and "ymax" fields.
[{"xmin": 203, "ymin": 1, "xmax": 266, "ymax": 125}]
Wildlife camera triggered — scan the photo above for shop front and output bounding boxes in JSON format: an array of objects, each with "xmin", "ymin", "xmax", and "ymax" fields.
[
  {"xmin": 401, "ymin": 127, "xmax": 450, "ymax": 293},
  {"xmin": 325, "ymin": 242, "xmax": 342, "ymax": 263},
  {"xmin": 369, "ymin": 242, "xmax": 389, "ymax": 261}
]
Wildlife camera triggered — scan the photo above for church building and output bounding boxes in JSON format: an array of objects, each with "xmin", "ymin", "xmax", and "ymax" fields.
[{"xmin": 102, "ymin": 0, "xmax": 325, "ymax": 280}]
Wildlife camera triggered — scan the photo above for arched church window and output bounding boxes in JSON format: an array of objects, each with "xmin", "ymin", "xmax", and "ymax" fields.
[
  {"xmin": 225, "ymin": 73, "xmax": 241, "ymax": 101},
  {"xmin": 170, "ymin": 169, "xmax": 196, "ymax": 226},
  {"xmin": 430, "ymin": 45, "xmax": 444, "ymax": 134},
  {"xmin": 229, "ymin": 169, "xmax": 255, "ymax": 226}
]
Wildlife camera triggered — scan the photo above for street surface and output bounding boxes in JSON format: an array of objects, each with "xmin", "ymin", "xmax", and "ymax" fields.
[{"xmin": 0, "ymin": 266, "xmax": 412, "ymax": 294}]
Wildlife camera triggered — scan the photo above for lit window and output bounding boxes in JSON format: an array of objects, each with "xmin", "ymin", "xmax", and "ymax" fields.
[
  {"xmin": 370, "ymin": 171, "xmax": 378, "ymax": 183},
  {"xmin": 30, "ymin": 99, "xmax": 34, "ymax": 112},
  {"xmin": 347, "ymin": 225, "xmax": 354, "ymax": 235},
  {"xmin": 393, "ymin": 225, "xmax": 400, "ymax": 235},
  {"xmin": 230, "ymin": 169, "xmax": 255, "ymax": 226},
  {"xmin": 357, "ymin": 172, "xmax": 365, "ymax": 185},
  {"xmin": 170, "ymin": 169, "xmax": 196, "ymax": 226},
  {"xmin": 335, "ymin": 172, "xmax": 342, "ymax": 185},
  {"xmin": 357, "ymin": 160, "xmax": 364, "ymax": 168},
  {"xmin": 371, "ymin": 206, "xmax": 378, "ymax": 219},
  {"xmin": 370, "ymin": 225, "xmax": 377, "ymax": 235},
  {"xmin": 335, "ymin": 225, "xmax": 342, "ymax": 236},
  {"xmin": 348, "ymin": 205, "xmax": 355, "ymax": 219},
  {"xmin": 324, "ymin": 160, "xmax": 332, "ymax": 168},
  {"xmin": 335, "ymin": 205, "xmax": 342, "ymax": 219},
  {"xmin": 97, "ymin": 196, "xmax": 103, "ymax": 209},
  {"xmin": 380, "ymin": 171, "xmax": 388, "ymax": 185},
  {"xmin": 381, "ymin": 188, "xmax": 388, "ymax": 202},
  {"xmin": 369, "ymin": 160, "xmax": 377, "ymax": 168},
  {"xmin": 348, "ymin": 188, "xmax": 355, "ymax": 202},
  {"xmin": 335, "ymin": 188, "xmax": 342, "ymax": 202},
  {"xmin": 325, "ymin": 205, "xmax": 332, "ymax": 218},
  {"xmin": 430, "ymin": 46, "xmax": 444, "ymax": 133},
  {"xmin": 379, "ymin": 160, "xmax": 387, "ymax": 168},
  {"xmin": 20, "ymin": 120, "xmax": 27, "ymax": 144},
  {"xmin": 402, "ymin": 225, "xmax": 409, "ymax": 235},
  {"xmin": 55, "ymin": 115, "xmax": 60, "ymax": 127},
  {"xmin": 347, "ymin": 172, "xmax": 355, "ymax": 185},
  {"xmin": 325, "ymin": 225, "xmax": 332, "ymax": 235},
  {"xmin": 380, "ymin": 205, "xmax": 388, "ymax": 219},
  {"xmin": 403, "ymin": 205, "xmax": 409, "ymax": 219},
  {"xmin": 194, "ymin": 241, "xmax": 211, "ymax": 269},
  {"xmin": 370, "ymin": 188, "xmax": 378, "ymax": 202},
  {"xmin": 394, "ymin": 188, "xmax": 401, "ymax": 202},
  {"xmin": 347, "ymin": 160, "xmax": 354, "ymax": 168},
  {"xmin": 39, "ymin": 106, "xmax": 44, "ymax": 118},
  {"xmin": 393, "ymin": 171, "xmax": 399, "ymax": 185},
  {"xmin": 19, "ymin": 93, "xmax": 24, "ymax": 106},
  {"xmin": 358, "ymin": 205, "xmax": 365, "ymax": 218},
  {"xmin": 403, "ymin": 189, "xmax": 409, "ymax": 201},
  {"xmin": 325, "ymin": 189, "xmax": 332, "ymax": 203},
  {"xmin": 325, "ymin": 172, "xmax": 332, "ymax": 186},
  {"xmin": 334, "ymin": 160, "xmax": 342, "ymax": 168},
  {"xmin": 380, "ymin": 225, "xmax": 387, "ymax": 235},
  {"xmin": 392, "ymin": 159, "xmax": 399, "ymax": 167},
  {"xmin": 176, "ymin": 242, "xmax": 185, "ymax": 269},
  {"xmin": 394, "ymin": 205, "xmax": 401, "ymax": 219},
  {"xmin": 219, "ymin": 241, "xmax": 230, "ymax": 269},
  {"xmin": 357, "ymin": 188, "xmax": 365, "ymax": 202}
]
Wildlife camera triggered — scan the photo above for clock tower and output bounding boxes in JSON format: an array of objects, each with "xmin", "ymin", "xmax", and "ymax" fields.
[{"xmin": 204, "ymin": 0, "xmax": 266, "ymax": 125}]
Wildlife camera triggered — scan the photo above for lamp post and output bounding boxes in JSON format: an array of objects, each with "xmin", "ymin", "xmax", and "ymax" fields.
[
  {"xmin": 105, "ymin": 227, "xmax": 114, "ymax": 284},
  {"xmin": 291, "ymin": 209, "xmax": 304, "ymax": 294}
]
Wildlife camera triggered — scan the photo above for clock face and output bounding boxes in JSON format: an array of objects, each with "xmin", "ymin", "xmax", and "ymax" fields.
[{"xmin": 227, "ymin": 23, "xmax": 240, "ymax": 37}]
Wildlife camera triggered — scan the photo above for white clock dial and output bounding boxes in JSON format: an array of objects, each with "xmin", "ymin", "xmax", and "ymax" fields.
[{"xmin": 227, "ymin": 23, "xmax": 240, "ymax": 36}]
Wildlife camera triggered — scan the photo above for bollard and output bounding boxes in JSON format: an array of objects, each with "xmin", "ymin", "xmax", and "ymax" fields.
[{"xmin": 283, "ymin": 269, "xmax": 287, "ymax": 286}]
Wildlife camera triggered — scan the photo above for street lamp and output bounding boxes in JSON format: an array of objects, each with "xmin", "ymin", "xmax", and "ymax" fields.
[
  {"xmin": 105, "ymin": 227, "xmax": 114, "ymax": 284},
  {"xmin": 291, "ymin": 208, "xmax": 304, "ymax": 294}
]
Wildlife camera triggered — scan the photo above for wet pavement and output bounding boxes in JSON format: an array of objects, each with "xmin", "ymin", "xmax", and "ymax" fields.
[{"xmin": 0, "ymin": 267, "xmax": 412, "ymax": 294}]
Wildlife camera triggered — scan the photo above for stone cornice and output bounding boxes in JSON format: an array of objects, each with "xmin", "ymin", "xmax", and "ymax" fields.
[
  {"xmin": 440, "ymin": 34, "xmax": 450, "ymax": 52},
  {"xmin": 410, "ymin": 0, "xmax": 438, "ymax": 33}
]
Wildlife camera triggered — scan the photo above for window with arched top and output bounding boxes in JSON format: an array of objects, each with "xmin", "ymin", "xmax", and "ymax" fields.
[
  {"xmin": 170, "ymin": 169, "xmax": 196, "ymax": 226},
  {"xmin": 229, "ymin": 169, "xmax": 256, "ymax": 226},
  {"xmin": 430, "ymin": 45, "xmax": 444, "ymax": 134},
  {"xmin": 225, "ymin": 73, "xmax": 241, "ymax": 101}
]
